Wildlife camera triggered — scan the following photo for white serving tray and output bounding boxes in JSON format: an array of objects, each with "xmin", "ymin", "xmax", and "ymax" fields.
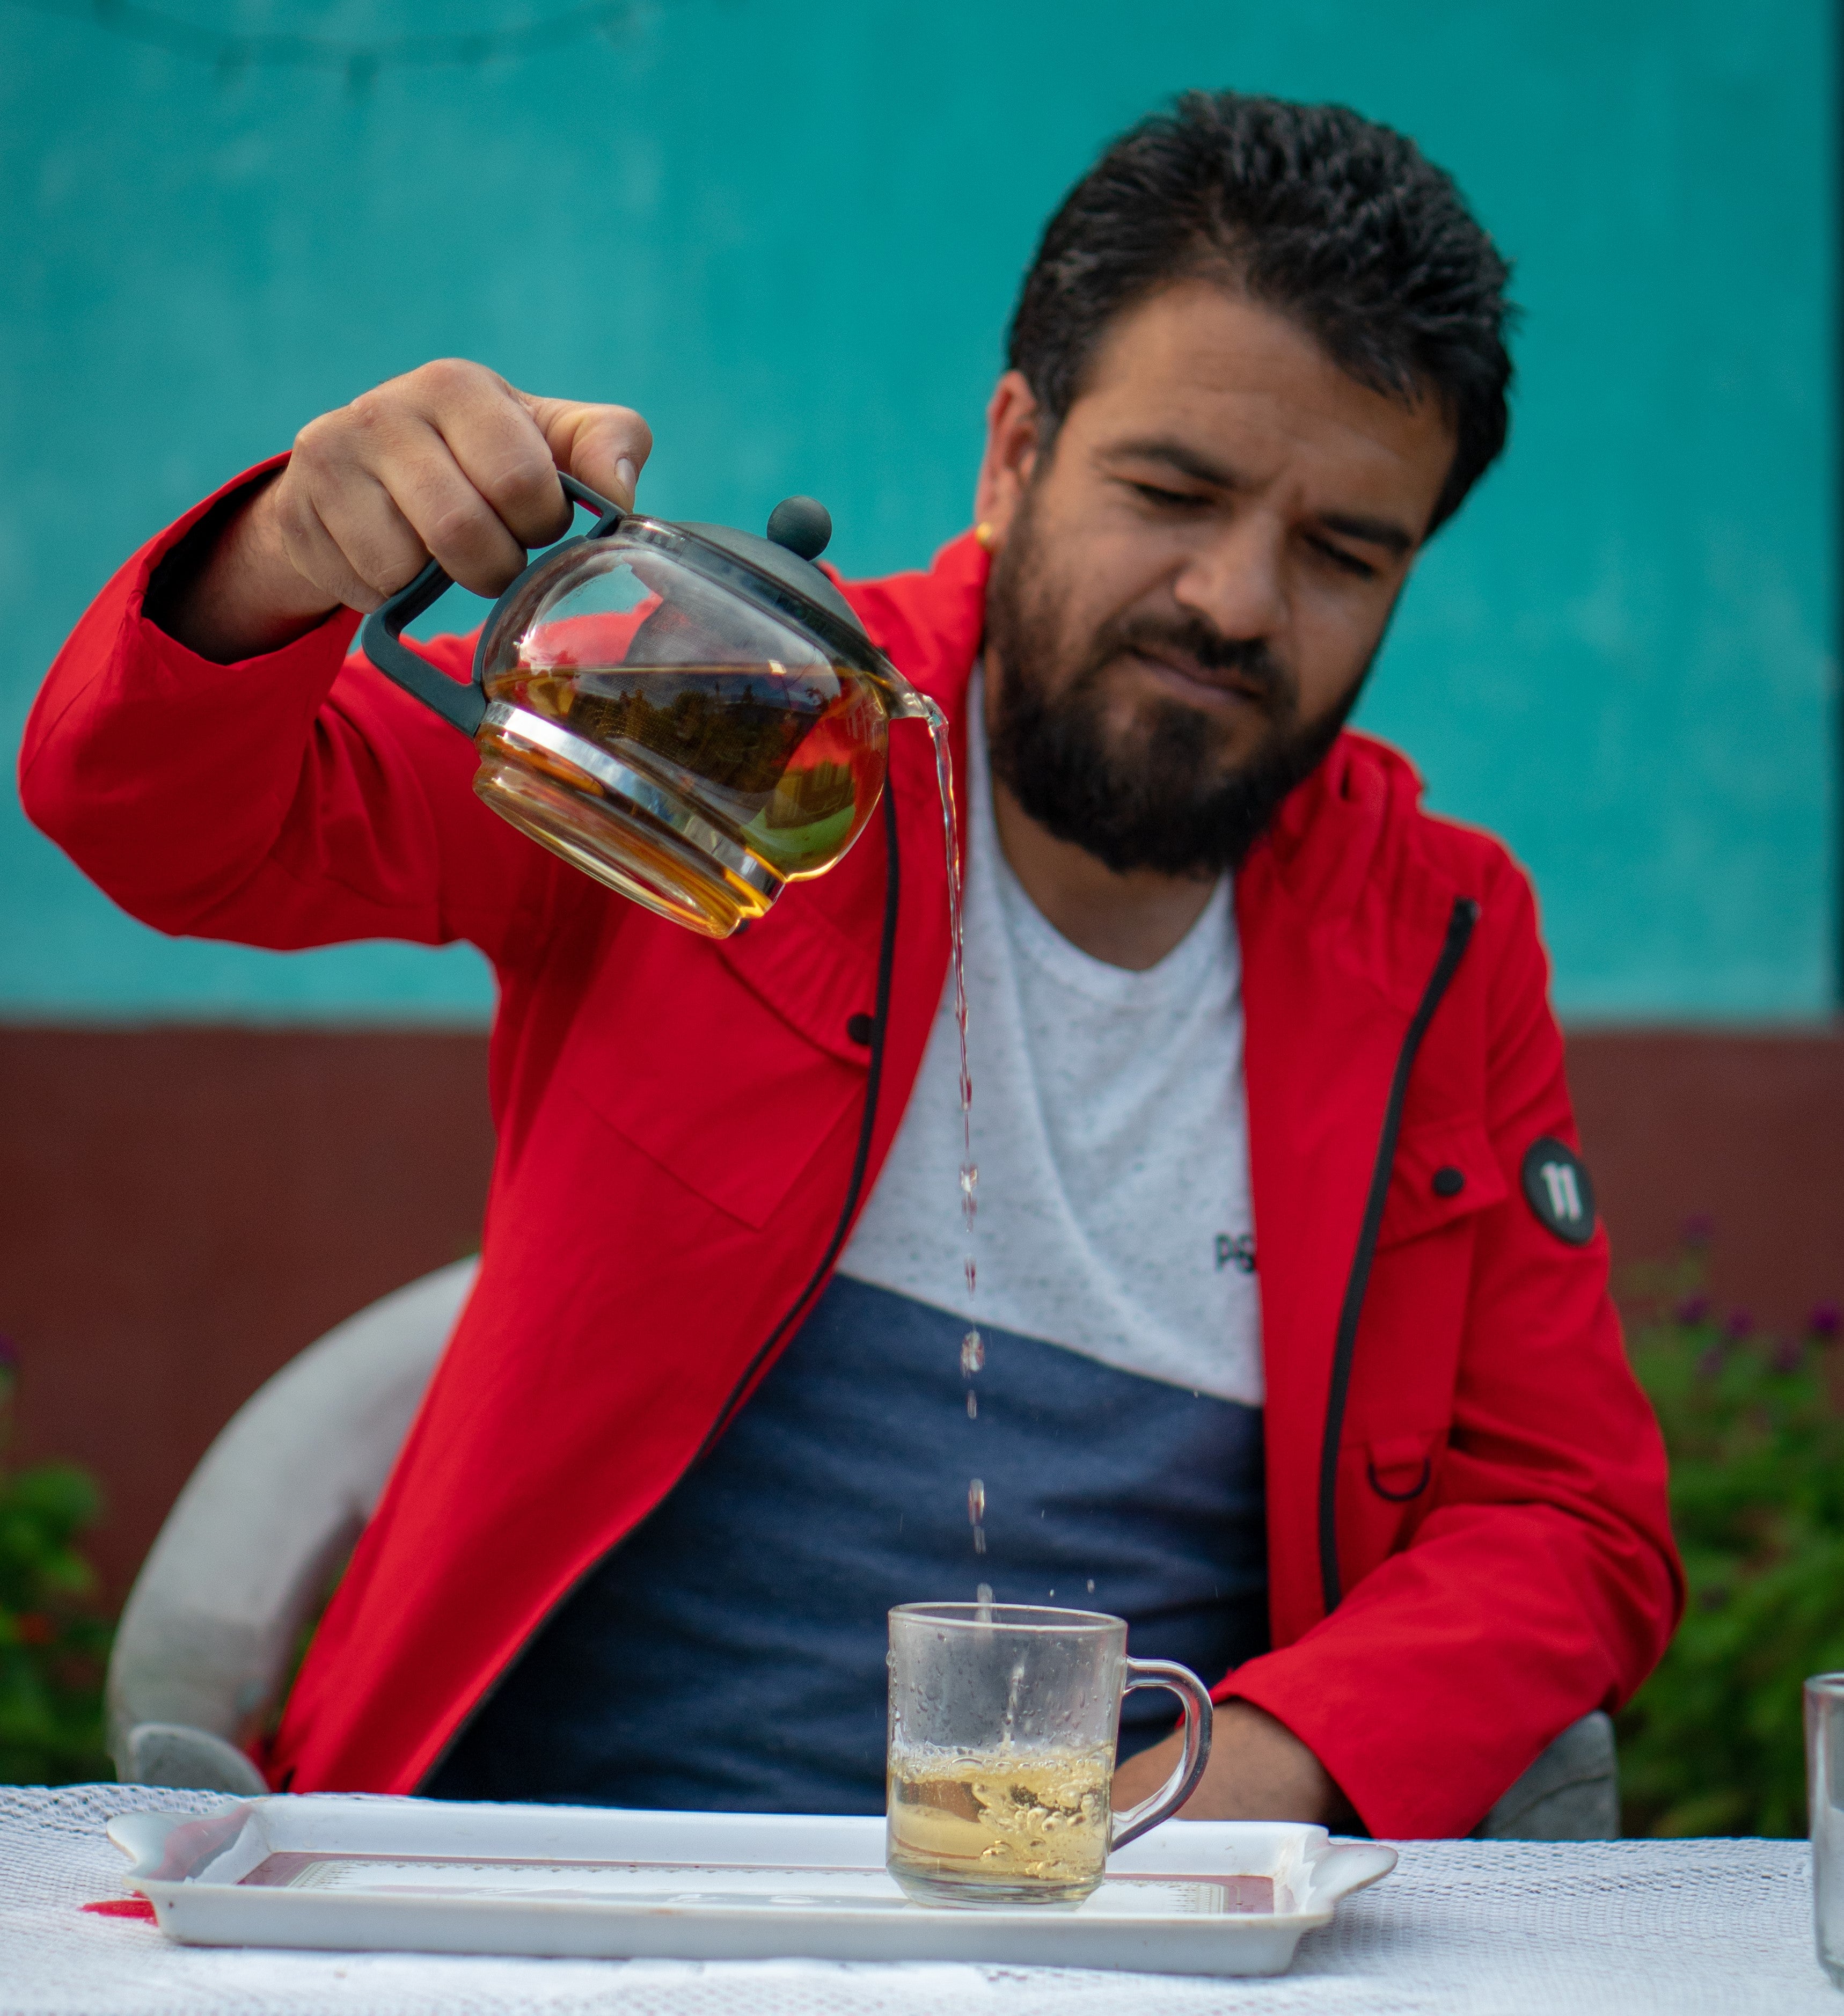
[{"xmin": 108, "ymin": 1795, "xmax": 1395, "ymax": 1978}]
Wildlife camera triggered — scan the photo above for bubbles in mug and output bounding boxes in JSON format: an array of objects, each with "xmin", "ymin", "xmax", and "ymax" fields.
[{"xmin": 886, "ymin": 1742, "xmax": 1115, "ymax": 1904}]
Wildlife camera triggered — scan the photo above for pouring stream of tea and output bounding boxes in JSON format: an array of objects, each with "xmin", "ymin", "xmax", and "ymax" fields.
[{"xmin": 917, "ymin": 700, "xmax": 989, "ymax": 1584}]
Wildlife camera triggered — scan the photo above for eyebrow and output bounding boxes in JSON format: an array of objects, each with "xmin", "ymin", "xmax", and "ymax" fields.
[{"xmin": 1102, "ymin": 435, "xmax": 1418, "ymax": 557}]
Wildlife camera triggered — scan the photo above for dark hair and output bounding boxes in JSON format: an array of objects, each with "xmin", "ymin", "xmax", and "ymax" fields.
[{"xmin": 1007, "ymin": 92, "xmax": 1516, "ymax": 533}]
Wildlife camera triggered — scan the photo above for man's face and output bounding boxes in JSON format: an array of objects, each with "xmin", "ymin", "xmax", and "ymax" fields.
[{"xmin": 978, "ymin": 280, "xmax": 1458, "ymax": 875}]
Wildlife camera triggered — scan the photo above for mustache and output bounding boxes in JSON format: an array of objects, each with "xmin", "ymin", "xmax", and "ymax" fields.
[{"xmin": 1088, "ymin": 614, "xmax": 1296, "ymax": 714}]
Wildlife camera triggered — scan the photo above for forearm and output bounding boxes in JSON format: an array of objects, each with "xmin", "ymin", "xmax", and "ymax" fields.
[
  {"xmin": 1227, "ymin": 1492, "xmax": 1677, "ymax": 1838},
  {"xmin": 19, "ymin": 457, "xmax": 489, "ymax": 954},
  {"xmin": 19, "ymin": 477, "xmax": 364, "ymax": 939},
  {"xmin": 1112, "ymin": 1698, "xmax": 1355, "ymax": 1827},
  {"xmin": 148, "ymin": 470, "xmax": 342, "ymax": 664}
]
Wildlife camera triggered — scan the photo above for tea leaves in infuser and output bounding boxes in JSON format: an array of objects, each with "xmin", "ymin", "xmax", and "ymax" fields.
[{"xmin": 494, "ymin": 662, "xmax": 887, "ymax": 878}]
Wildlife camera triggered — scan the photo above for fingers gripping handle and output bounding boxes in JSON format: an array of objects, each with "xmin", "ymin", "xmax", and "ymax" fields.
[
  {"xmin": 357, "ymin": 474, "xmax": 623, "ymax": 739},
  {"xmin": 1110, "ymin": 1658, "xmax": 1214, "ymax": 1852},
  {"xmin": 555, "ymin": 472, "xmax": 626, "ymax": 542}
]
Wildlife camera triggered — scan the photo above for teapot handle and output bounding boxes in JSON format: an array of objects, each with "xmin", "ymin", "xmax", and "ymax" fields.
[{"xmin": 357, "ymin": 475, "xmax": 625, "ymax": 737}]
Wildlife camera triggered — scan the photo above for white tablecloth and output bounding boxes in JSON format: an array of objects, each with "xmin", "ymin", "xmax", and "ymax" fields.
[{"xmin": 3, "ymin": 1784, "xmax": 1837, "ymax": 2015}]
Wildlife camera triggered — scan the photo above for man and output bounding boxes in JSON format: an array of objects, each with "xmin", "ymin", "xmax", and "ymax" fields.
[{"xmin": 21, "ymin": 92, "xmax": 1679, "ymax": 1837}]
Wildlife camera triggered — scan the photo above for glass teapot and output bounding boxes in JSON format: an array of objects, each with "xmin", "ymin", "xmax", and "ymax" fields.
[{"xmin": 359, "ymin": 478, "xmax": 935, "ymax": 939}]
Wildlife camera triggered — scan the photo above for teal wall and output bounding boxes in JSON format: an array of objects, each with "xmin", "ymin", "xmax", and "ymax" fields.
[{"xmin": 2, "ymin": 0, "xmax": 1834, "ymax": 1022}]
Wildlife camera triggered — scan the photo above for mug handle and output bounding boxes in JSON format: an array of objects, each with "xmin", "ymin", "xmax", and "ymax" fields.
[
  {"xmin": 1110, "ymin": 1658, "xmax": 1214, "ymax": 1852},
  {"xmin": 357, "ymin": 473, "xmax": 624, "ymax": 739}
]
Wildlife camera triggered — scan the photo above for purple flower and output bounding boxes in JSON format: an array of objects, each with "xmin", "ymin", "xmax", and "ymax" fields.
[
  {"xmin": 1674, "ymin": 1295, "xmax": 1713, "ymax": 1327},
  {"xmin": 0, "ymin": 1334, "xmax": 17, "ymax": 1372},
  {"xmin": 1682, "ymin": 1212, "xmax": 1716, "ymax": 1251},
  {"xmin": 1725, "ymin": 1310, "xmax": 1755, "ymax": 1341},
  {"xmin": 1695, "ymin": 1344, "xmax": 1728, "ymax": 1381},
  {"xmin": 1772, "ymin": 1338, "xmax": 1806, "ymax": 1376},
  {"xmin": 1810, "ymin": 1302, "xmax": 1842, "ymax": 1342}
]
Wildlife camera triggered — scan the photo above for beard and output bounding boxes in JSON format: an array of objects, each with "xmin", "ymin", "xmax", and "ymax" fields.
[{"xmin": 984, "ymin": 500, "xmax": 1371, "ymax": 878}]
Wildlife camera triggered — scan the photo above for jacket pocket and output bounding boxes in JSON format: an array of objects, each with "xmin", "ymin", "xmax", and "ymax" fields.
[
  {"xmin": 1375, "ymin": 1116, "xmax": 1507, "ymax": 1251},
  {"xmin": 562, "ymin": 924, "xmax": 868, "ymax": 1234}
]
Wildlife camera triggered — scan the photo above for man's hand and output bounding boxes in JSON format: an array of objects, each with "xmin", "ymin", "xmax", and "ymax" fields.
[
  {"xmin": 1111, "ymin": 1699, "xmax": 1355, "ymax": 1827},
  {"xmin": 164, "ymin": 359, "xmax": 654, "ymax": 663}
]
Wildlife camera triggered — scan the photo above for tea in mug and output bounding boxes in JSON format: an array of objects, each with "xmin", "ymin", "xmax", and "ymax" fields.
[{"xmin": 886, "ymin": 1741, "xmax": 1115, "ymax": 1905}]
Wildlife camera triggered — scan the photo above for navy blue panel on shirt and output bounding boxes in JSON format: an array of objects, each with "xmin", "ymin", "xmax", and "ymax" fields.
[{"xmin": 428, "ymin": 1273, "xmax": 1268, "ymax": 1813}]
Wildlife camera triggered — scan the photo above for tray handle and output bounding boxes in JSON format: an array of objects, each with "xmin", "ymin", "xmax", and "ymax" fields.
[
  {"xmin": 108, "ymin": 1804, "xmax": 257, "ymax": 1883},
  {"xmin": 1301, "ymin": 1838, "xmax": 1398, "ymax": 1909}
]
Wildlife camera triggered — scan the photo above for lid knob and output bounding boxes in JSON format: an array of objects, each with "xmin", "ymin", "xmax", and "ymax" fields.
[{"xmin": 766, "ymin": 495, "xmax": 831, "ymax": 563}]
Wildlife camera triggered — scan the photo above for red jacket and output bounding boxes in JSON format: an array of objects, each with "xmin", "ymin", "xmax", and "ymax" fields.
[{"xmin": 21, "ymin": 464, "xmax": 1681, "ymax": 1837}]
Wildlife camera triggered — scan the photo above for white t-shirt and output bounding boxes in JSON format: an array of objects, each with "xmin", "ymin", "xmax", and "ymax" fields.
[{"xmin": 839, "ymin": 692, "xmax": 1263, "ymax": 1406}]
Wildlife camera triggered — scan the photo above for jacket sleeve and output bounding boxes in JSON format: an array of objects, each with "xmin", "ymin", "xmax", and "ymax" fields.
[
  {"xmin": 18, "ymin": 460, "xmax": 552, "ymax": 966},
  {"xmin": 1227, "ymin": 857, "xmax": 1684, "ymax": 1838}
]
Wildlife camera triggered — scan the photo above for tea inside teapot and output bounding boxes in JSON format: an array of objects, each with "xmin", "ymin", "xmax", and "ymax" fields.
[{"xmin": 486, "ymin": 664, "xmax": 886, "ymax": 879}]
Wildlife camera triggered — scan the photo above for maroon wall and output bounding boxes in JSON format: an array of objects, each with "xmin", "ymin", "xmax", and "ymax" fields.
[
  {"xmin": 0, "ymin": 1029, "xmax": 495, "ymax": 1602},
  {"xmin": 2, "ymin": 1023, "xmax": 1840, "ymax": 1605},
  {"xmin": 1567, "ymin": 1030, "xmax": 1844, "ymax": 1333}
]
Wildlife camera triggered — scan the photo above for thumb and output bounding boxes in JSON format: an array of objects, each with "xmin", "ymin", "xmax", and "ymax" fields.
[{"xmin": 517, "ymin": 392, "xmax": 654, "ymax": 512}]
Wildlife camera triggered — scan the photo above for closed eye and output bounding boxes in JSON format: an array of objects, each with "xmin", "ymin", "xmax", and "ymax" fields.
[
  {"xmin": 1126, "ymin": 480, "xmax": 1212, "ymax": 511},
  {"xmin": 1307, "ymin": 535, "xmax": 1377, "ymax": 580}
]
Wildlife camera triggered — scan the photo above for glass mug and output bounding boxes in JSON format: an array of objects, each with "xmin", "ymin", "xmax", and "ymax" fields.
[
  {"xmin": 886, "ymin": 1602, "xmax": 1214, "ymax": 1908},
  {"xmin": 1807, "ymin": 1673, "xmax": 1844, "ymax": 1986}
]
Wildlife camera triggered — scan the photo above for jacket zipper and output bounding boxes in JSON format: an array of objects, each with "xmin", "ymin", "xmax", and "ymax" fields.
[
  {"xmin": 1316, "ymin": 894, "xmax": 1480, "ymax": 1616},
  {"xmin": 696, "ymin": 776, "xmax": 904, "ymax": 1457}
]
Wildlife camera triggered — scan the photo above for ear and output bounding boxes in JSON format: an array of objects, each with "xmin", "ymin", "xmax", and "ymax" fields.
[{"xmin": 973, "ymin": 371, "xmax": 1045, "ymax": 547}]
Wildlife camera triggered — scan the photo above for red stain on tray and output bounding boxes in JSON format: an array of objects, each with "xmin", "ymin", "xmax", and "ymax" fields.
[{"xmin": 82, "ymin": 1897, "xmax": 157, "ymax": 1920}]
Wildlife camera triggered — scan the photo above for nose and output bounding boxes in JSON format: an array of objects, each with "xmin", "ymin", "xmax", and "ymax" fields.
[{"xmin": 1171, "ymin": 513, "xmax": 1287, "ymax": 642}]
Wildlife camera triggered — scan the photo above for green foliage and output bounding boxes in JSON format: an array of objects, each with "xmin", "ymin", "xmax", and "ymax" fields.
[
  {"xmin": 1618, "ymin": 1252, "xmax": 1844, "ymax": 1838},
  {"xmin": 0, "ymin": 1352, "xmax": 113, "ymax": 1783}
]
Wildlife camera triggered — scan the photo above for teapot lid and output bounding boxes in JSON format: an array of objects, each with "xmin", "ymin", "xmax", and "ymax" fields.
[{"xmin": 664, "ymin": 496, "xmax": 875, "ymax": 659}]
